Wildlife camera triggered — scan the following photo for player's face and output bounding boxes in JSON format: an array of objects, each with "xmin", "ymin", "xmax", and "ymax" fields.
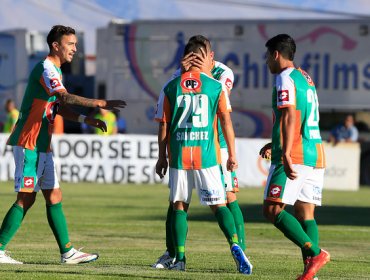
[
  {"xmin": 265, "ymin": 50, "xmax": 278, "ymax": 74},
  {"xmin": 57, "ymin": 34, "xmax": 77, "ymax": 64}
]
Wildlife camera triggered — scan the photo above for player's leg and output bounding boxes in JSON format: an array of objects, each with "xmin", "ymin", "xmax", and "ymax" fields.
[
  {"xmin": 263, "ymin": 164, "xmax": 321, "ymax": 257},
  {"xmin": 295, "ymin": 168, "xmax": 327, "ymax": 279},
  {"xmin": 0, "ymin": 146, "xmax": 39, "ymax": 264},
  {"xmin": 168, "ymin": 168, "xmax": 192, "ymax": 270},
  {"xmin": 221, "ymin": 148, "xmax": 247, "ymax": 251},
  {"xmin": 41, "ymin": 152, "xmax": 98, "ymax": 264},
  {"xmin": 197, "ymin": 166, "xmax": 252, "ymax": 275}
]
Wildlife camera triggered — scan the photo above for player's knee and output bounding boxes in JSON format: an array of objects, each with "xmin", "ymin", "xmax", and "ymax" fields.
[
  {"xmin": 263, "ymin": 203, "xmax": 283, "ymax": 223},
  {"xmin": 226, "ymin": 192, "xmax": 237, "ymax": 203},
  {"xmin": 16, "ymin": 193, "xmax": 36, "ymax": 211}
]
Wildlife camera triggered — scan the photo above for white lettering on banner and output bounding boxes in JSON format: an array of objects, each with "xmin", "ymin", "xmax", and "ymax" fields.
[{"xmin": 0, "ymin": 134, "xmax": 361, "ymax": 190}]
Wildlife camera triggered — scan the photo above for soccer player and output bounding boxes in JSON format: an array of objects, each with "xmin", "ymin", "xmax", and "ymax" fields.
[
  {"xmin": 260, "ymin": 34, "xmax": 330, "ymax": 280},
  {"xmin": 152, "ymin": 35, "xmax": 247, "ymax": 270},
  {"xmin": 0, "ymin": 25, "xmax": 126, "ymax": 264},
  {"xmin": 154, "ymin": 39, "xmax": 252, "ymax": 274}
]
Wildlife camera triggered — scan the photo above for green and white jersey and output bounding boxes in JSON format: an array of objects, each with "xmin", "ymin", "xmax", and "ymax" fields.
[
  {"xmin": 170, "ymin": 61, "xmax": 234, "ymax": 149},
  {"xmin": 211, "ymin": 61, "xmax": 234, "ymax": 149},
  {"xmin": 271, "ymin": 67, "xmax": 325, "ymax": 168},
  {"xmin": 155, "ymin": 71, "xmax": 231, "ymax": 169},
  {"xmin": 7, "ymin": 58, "xmax": 65, "ymax": 152}
]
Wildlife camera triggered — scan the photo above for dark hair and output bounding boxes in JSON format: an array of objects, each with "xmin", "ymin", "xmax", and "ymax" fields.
[
  {"xmin": 47, "ymin": 25, "xmax": 75, "ymax": 50},
  {"xmin": 265, "ymin": 34, "xmax": 296, "ymax": 61},
  {"xmin": 183, "ymin": 40, "xmax": 207, "ymax": 57},
  {"xmin": 188, "ymin": 35, "xmax": 211, "ymax": 50}
]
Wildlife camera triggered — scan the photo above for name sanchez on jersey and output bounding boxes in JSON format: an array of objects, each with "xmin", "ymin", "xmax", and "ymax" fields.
[{"xmin": 176, "ymin": 131, "xmax": 209, "ymax": 141}]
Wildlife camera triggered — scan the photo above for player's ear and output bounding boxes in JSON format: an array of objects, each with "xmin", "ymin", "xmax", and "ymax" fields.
[
  {"xmin": 273, "ymin": 50, "xmax": 279, "ymax": 60},
  {"xmin": 52, "ymin": 41, "xmax": 59, "ymax": 51}
]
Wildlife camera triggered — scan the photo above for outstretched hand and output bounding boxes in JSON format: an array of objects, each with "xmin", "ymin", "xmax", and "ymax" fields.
[
  {"xmin": 98, "ymin": 100, "xmax": 127, "ymax": 113},
  {"xmin": 85, "ymin": 117, "xmax": 107, "ymax": 133}
]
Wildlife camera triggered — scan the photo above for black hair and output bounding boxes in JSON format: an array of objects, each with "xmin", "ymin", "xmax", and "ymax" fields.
[
  {"xmin": 188, "ymin": 35, "xmax": 211, "ymax": 49},
  {"xmin": 265, "ymin": 34, "xmax": 296, "ymax": 61},
  {"xmin": 46, "ymin": 25, "xmax": 75, "ymax": 51},
  {"xmin": 183, "ymin": 40, "xmax": 208, "ymax": 57}
]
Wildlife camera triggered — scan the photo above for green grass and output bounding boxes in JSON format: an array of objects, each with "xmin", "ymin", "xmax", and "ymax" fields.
[{"xmin": 0, "ymin": 182, "xmax": 369, "ymax": 279}]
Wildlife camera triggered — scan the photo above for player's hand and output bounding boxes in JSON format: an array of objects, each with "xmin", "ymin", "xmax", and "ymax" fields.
[
  {"xmin": 85, "ymin": 117, "xmax": 107, "ymax": 132},
  {"xmin": 97, "ymin": 100, "xmax": 127, "ymax": 113},
  {"xmin": 259, "ymin": 142, "xmax": 272, "ymax": 160},
  {"xmin": 181, "ymin": 52, "xmax": 195, "ymax": 73},
  {"xmin": 227, "ymin": 157, "xmax": 238, "ymax": 172},
  {"xmin": 156, "ymin": 157, "xmax": 168, "ymax": 179},
  {"xmin": 191, "ymin": 47, "xmax": 213, "ymax": 74},
  {"xmin": 282, "ymin": 154, "xmax": 298, "ymax": 180}
]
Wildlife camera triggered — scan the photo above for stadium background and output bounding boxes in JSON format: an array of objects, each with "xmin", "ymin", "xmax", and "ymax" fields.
[{"xmin": 0, "ymin": 1, "xmax": 369, "ymax": 279}]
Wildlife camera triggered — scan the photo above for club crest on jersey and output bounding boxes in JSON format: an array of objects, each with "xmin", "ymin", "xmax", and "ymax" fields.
[
  {"xmin": 268, "ymin": 184, "xmax": 282, "ymax": 198},
  {"xmin": 181, "ymin": 77, "xmax": 201, "ymax": 91},
  {"xmin": 50, "ymin": 78, "xmax": 61, "ymax": 89},
  {"xmin": 23, "ymin": 177, "xmax": 34, "ymax": 189},
  {"xmin": 299, "ymin": 68, "xmax": 315, "ymax": 86},
  {"xmin": 45, "ymin": 100, "xmax": 60, "ymax": 124},
  {"xmin": 278, "ymin": 90, "xmax": 289, "ymax": 102},
  {"xmin": 225, "ymin": 78, "xmax": 233, "ymax": 90}
]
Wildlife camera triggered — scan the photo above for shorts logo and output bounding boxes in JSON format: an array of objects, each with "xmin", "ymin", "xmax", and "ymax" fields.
[
  {"xmin": 233, "ymin": 177, "xmax": 239, "ymax": 188},
  {"xmin": 269, "ymin": 184, "xmax": 282, "ymax": 198},
  {"xmin": 50, "ymin": 78, "xmax": 61, "ymax": 89},
  {"xmin": 181, "ymin": 78, "xmax": 201, "ymax": 90},
  {"xmin": 225, "ymin": 78, "xmax": 233, "ymax": 90},
  {"xmin": 24, "ymin": 177, "xmax": 34, "ymax": 188},
  {"xmin": 278, "ymin": 90, "xmax": 289, "ymax": 102}
]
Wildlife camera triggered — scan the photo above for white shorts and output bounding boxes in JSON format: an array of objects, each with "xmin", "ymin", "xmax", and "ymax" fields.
[
  {"xmin": 13, "ymin": 146, "xmax": 60, "ymax": 193},
  {"xmin": 220, "ymin": 148, "xmax": 239, "ymax": 192},
  {"xmin": 264, "ymin": 163, "xmax": 324, "ymax": 206},
  {"xmin": 169, "ymin": 165, "xmax": 226, "ymax": 206}
]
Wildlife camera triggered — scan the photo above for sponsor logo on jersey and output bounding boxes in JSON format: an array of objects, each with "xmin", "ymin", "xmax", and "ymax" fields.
[
  {"xmin": 45, "ymin": 100, "xmax": 60, "ymax": 124},
  {"xmin": 269, "ymin": 184, "xmax": 282, "ymax": 198},
  {"xmin": 23, "ymin": 177, "xmax": 34, "ymax": 188},
  {"xmin": 278, "ymin": 90, "xmax": 289, "ymax": 102},
  {"xmin": 225, "ymin": 78, "xmax": 233, "ymax": 90},
  {"xmin": 50, "ymin": 78, "xmax": 61, "ymax": 89},
  {"xmin": 181, "ymin": 77, "xmax": 201, "ymax": 91},
  {"xmin": 233, "ymin": 177, "xmax": 239, "ymax": 188}
]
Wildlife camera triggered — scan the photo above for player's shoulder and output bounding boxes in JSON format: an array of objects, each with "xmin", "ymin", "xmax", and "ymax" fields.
[
  {"xmin": 213, "ymin": 61, "xmax": 233, "ymax": 76},
  {"xmin": 276, "ymin": 67, "xmax": 295, "ymax": 85}
]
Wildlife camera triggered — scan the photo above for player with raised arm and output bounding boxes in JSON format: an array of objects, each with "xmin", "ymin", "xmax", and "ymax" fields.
[
  {"xmin": 260, "ymin": 34, "xmax": 329, "ymax": 280},
  {"xmin": 0, "ymin": 25, "xmax": 126, "ymax": 264},
  {"xmin": 154, "ymin": 39, "xmax": 252, "ymax": 274},
  {"xmin": 152, "ymin": 35, "xmax": 248, "ymax": 270}
]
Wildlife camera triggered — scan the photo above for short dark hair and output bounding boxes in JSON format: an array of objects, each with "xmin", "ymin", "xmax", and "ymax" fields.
[
  {"xmin": 183, "ymin": 40, "xmax": 207, "ymax": 57},
  {"xmin": 265, "ymin": 34, "xmax": 296, "ymax": 61},
  {"xmin": 188, "ymin": 35, "xmax": 211, "ymax": 50},
  {"xmin": 46, "ymin": 25, "xmax": 75, "ymax": 50}
]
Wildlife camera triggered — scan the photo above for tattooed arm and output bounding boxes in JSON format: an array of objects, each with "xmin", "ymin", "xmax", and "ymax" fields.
[{"xmin": 55, "ymin": 91, "xmax": 126, "ymax": 112}]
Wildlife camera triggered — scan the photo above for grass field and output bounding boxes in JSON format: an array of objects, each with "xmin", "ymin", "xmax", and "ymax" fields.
[{"xmin": 0, "ymin": 182, "xmax": 369, "ymax": 280}]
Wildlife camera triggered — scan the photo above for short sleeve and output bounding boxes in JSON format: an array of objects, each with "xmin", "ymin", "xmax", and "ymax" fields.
[
  {"xmin": 40, "ymin": 61, "xmax": 66, "ymax": 96},
  {"xmin": 276, "ymin": 71, "xmax": 295, "ymax": 109}
]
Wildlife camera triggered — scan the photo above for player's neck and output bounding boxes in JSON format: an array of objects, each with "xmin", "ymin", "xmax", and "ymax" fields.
[{"xmin": 47, "ymin": 54, "xmax": 62, "ymax": 68}]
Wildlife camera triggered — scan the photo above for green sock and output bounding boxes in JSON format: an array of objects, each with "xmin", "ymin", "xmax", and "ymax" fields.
[
  {"xmin": 228, "ymin": 200, "xmax": 246, "ymax": 250},
  {"xmin": 172, "ymin": 210, "xmax": 187, "ymax": 261},
  {"xmin": 46, "ymin": 202, "xmax": 73, "ymax": 254},
  {"xmin": 215, "ymin": 206, "xmax": 239, "ymax": 246},
  {"xmin": 274, "ymin": 210, "xmax": 320, "ymax": 256},
  {"xmin": 300, "ymin": 219, "xmax": 319, "ymax": 260},
  {"xmin": 165, "ymin": 204, "xmax": 176, "ymax": 258},
  {"xmin": 0, "ymin": 204, "xmax": 24, "ymax": 250}
]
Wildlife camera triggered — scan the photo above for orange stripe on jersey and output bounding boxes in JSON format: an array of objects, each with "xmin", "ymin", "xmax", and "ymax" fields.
[
  {"xmin": 217, "ymin": 91, "xmax": 229, "ymax": 113},
  {"xmin": 181, "ymin": 72, "xmax": 202, "ymax": 94},
  {"xmin": 213, "ymin": 117, "xmax": 221, "ymax": 164},
  {"xmin": 181, "ymin": 146, "xmax": 202, "ymax": 169},
  {"xmin": 39, "ymin": 76, "xmax": 53, "ymax": 96},
  {"xmin": 315, "ymin": 143, "xmax": 326, "ymax": 168},
  {"xmin": 17, "ymin": 99, "xmax": 47, "ymax": 150},
  {"xmin": 291, "ymin": 110, "xmax": 304, "ymax": 164}
]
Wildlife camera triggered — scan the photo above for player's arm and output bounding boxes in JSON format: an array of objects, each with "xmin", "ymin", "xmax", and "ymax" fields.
[
  {"xmin": 55, "ymin": 90, "xmax": 126, "ymax": 112},
  {"xmin": 57, "ymin": 105, "xmax": 107, "ymax": 133},
  {"xmin": 219, "ymin": 111, "xmax": 237, "ymax": 172},
  {"xmin": 281, "ymin": 106, "xmax": 297, "ymax": 180},
  {"xmin": 156, "ymin": 121, "xmax": 169, "ymax": 179}
]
